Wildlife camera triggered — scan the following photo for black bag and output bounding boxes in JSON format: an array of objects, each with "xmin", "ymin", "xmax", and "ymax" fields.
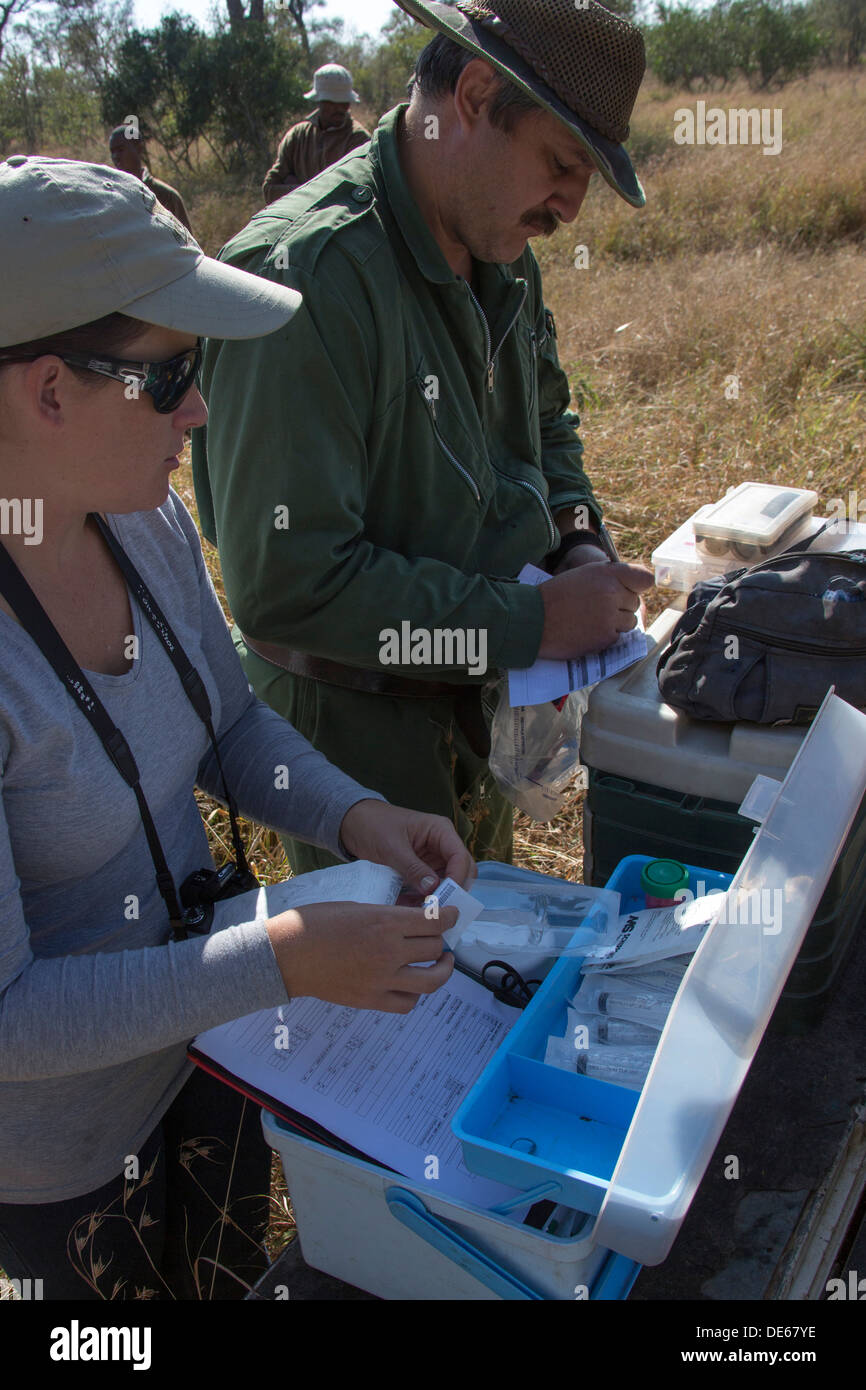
[{"xmin": 656, "ymin": 545, "xmax": 866, "ymax": 724}]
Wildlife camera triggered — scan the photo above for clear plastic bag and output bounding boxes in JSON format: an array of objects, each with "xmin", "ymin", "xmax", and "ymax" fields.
[
  {"xmin": 487, "ymin": 676, "xmax": 592, "ymax": 822},
  {"xmin": 453, "ymin": 877, "xmax": 621, "ymax": 978}
]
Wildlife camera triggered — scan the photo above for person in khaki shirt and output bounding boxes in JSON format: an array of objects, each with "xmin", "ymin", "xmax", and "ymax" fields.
[
  {"xmin": 108, "ymin": 127, "xmax": 193, "ymax": 234},
  {"xmin": 262, "ymin": 63, "xmax": 370, "ymax": 205}
]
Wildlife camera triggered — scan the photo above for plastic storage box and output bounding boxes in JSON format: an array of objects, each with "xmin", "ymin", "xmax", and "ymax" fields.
[
  {"xmin": 265, "ymin": 695, "xmax": 866, "ymax": 1297},
  {"xmin": 456, "ymin": 694, "xmax": 866, "ymax": 1265},
  {"xmin": 261, "ymin": 1115, "xmax": 638, "ymax": 1300},
  {"xmin": 652, "ymin": 509, "xmax": 866, "ymax": 594},
  {"xmin": 262, "ymin": 854, "xmax": 641, "ymax": 1301},
  {"xmin": 580, "ymin": 609, "xmax": 866, "ymax": 1031}
]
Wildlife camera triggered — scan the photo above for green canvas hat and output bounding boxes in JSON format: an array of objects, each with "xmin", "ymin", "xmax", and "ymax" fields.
[{"xmin": 397, "ymin": 0, "xmax": 647, "ymax": 208}]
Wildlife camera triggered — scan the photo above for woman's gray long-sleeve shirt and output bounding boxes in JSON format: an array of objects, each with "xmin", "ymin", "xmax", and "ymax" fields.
[{"xmin": 0, "ymin": 490, "xmax": 381, "ymax": 1202}]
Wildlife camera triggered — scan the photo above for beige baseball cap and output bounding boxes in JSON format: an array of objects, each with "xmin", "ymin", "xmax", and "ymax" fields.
[{"xmin": 0, "ymin": 155, "xmax": 302, "ymax": 348}]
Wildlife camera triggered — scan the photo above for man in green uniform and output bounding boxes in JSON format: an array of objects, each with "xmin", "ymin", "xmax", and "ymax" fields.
[
  {"xmin": 192, "ymin": 0, "xmax": 653, "ymax": 873},
  {"xmin": 108, "ymin": 127, "xmax": 193, "ymax": 233}
]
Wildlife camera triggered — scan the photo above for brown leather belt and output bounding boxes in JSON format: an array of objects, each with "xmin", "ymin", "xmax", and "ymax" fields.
[
  {"xmin": 242, "ymin": 634, "xmax": 471, "ymax": 700},
  {"xmin": 240, "ymin": 634, "xmax": 493, "ymax": 757}
]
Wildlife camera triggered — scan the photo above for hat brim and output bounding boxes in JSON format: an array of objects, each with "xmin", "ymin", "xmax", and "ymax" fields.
[
  {"xmin": 121, "ymin": 252, "xmax": 302, "ymax": 340},
  {"xmin": 304, "ymin": 88, "xmax": 361, "ymax": 102},
  {"xmin": 397, "ymin": 0, "xmax": 645, "ymax": 209}
]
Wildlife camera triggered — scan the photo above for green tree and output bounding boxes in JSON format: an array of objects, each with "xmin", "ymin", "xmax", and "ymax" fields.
[
  {"xmin": 1, "ymin": 0, "xmax": 132, "ymax": 153},
  {"xmin": 647, "ymin": 3, "xmax": 721, "ymax": 87},
  {"xmin": 0, "ymin": 0, "xmax": 38, "ymax": 66},
  {"xmin": 0, "ymin": 49, "xmax": 39, "ymax": 145},
  {"xmin": 647, "ymin": 0, "xmax": 823, "ymax": 89},
  {"xmin": 724, "ymin": 0, "xmax": 823, "ymax": 86},
  {"xmin": 209, "ymin": 24, "xmax": 305, "ymax": 167},
  {"xmin": 15, "ymin": 0, "xmax": 133, "ymax": 87},
  {"xmin": 100, "ymin": 14, "xmax": 213, "ymax": 170},
  {"xmin": 809, "ymin": 0, "xmax": 865, "ymax": 65},
  {"xmin": 351, "ymin": 11, "xmax": 428, "ymax": 112}
]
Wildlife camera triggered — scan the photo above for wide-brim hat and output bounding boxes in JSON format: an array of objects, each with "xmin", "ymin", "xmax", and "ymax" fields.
[
  {"xmin": 304, "ymin": 64, "xmax": 360, "ymax": 104},
  {"xmin": 396, "ymin": 0, "xmax": 646, "ymax": 208},
  {"xmin": 0, "ymin": 156, "xmax": 302, "ymax": 347}
]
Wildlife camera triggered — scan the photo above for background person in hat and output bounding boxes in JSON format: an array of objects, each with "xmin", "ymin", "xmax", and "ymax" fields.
[
  {"xmin": 0, "ymin": 154, "xmax": 464, "ymax": 1298},
  {"xmin": 262, "ymin": 63, "xmax": 371, "ymax": 204},
  {"xmin": 193, "ymin": 0, "xmax": 654, "ymax": 877},
  {"xmin": 108, "ymin": 124, "xmax": 194, "ymax": 234}
]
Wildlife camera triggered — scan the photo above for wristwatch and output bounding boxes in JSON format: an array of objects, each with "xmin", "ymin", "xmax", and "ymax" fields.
[{"xmin": 549, "ymin": 528, "xmax": 609, "ymax": 569}]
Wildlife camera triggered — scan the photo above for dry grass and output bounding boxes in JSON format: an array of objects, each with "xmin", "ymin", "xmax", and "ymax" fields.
[{"xmin": 566, "ymin": 68, "xmax": 866, "ymax": 261}]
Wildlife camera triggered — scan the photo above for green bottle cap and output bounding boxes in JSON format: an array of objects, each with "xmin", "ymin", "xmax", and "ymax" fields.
[{"xmin": 640, "ymin": 858, "xmax": 690, "ymax": 897}]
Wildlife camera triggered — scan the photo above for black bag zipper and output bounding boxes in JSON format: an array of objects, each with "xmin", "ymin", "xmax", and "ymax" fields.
[{"xmin": 714, "ymin": 619, "xmax": 866, "ymax": 657}]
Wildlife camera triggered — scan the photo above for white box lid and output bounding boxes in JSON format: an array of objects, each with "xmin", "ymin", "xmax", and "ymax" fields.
[
  {"xmin": 693, "ymin": 482, "xmax": 817, "ymax": 545},
  {"xmin": 592, "ymin": 690, "xmax": 866, "ymax": 1266}
]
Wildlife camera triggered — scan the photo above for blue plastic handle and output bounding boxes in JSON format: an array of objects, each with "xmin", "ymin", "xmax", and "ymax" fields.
[{"xmin": 385, "ymin": 1188, "xmax": 544, "ymax": 1300}]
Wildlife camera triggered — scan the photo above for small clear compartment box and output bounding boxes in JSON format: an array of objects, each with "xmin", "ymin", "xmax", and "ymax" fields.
[{"xmin": 693, "ymin": 481, "xmax": 817, "ymax": 562}]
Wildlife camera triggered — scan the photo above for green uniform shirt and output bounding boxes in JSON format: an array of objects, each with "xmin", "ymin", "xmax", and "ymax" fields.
[
  {"xmin": 142, "ymin": 168, "xmax": 192, "ymax": 234},
  {"xmin": 192, "ymin": 103, "xmax": 602, "ymax": 685}
]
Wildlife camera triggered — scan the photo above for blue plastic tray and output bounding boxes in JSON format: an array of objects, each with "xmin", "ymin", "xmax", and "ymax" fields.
[{"xmin": 454, "ymin": 855, "xmax": 732, "ymax": 1213}]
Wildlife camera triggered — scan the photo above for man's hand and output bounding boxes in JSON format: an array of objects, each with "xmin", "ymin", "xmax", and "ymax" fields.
[
  {"xmin": 339, "ymin": 799, "xmax": 475, "ymax": 896},
  {"xmin": 551, "ymin": 543, "xmax": 610, "ymax": 575},
  {"xmin": 538, "ymin": 562, "xmax": 654, "ymax": 659}
]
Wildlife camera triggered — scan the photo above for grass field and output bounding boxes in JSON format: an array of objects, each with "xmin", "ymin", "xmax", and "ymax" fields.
[{"xmin": 2, "ymin": 65, "xmax": 864, "ymax": 1297}]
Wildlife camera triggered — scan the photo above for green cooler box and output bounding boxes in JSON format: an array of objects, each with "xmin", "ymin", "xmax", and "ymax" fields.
[{"xmin": 580, "ymin": 608, "xmax": 866, "ymax": 1033}]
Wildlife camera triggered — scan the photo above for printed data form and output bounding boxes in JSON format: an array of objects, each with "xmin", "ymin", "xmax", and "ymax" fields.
[
  {"xmin": 507, "ymin": 563, "xmax": 647, "ymax": 706},
  {"xmin": 193, "ymin": 971, "xmax": 522, "ymax": 1208}
]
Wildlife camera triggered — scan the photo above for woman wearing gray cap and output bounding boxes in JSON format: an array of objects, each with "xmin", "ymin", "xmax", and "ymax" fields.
[{"xmin": 0, "ymin": 156, "xmax": 466, "ymax": 1299}]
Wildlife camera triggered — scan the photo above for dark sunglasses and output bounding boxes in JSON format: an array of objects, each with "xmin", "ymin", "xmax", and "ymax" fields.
[{"xmin": 0, "ymin": 344, "xmax": 202, "ymax": 414}]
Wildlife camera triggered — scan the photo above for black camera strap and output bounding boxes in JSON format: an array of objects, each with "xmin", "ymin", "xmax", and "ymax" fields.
[
  {"xmin": 0, "ymin": 515, "xmax": 253, "ymax": 941},
  {"xmin": 90, "ymin": 514, "xmax": 250, "ymax": 875}
]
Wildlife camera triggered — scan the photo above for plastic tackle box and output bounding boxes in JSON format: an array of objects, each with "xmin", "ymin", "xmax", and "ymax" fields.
[
  {"xmin": 455, "ymin": 693, "xmax": 866, "ymax": 1265},
  {"xmin": 265, "ymin": 694, "xmax": 866, "ymax": 1295}
]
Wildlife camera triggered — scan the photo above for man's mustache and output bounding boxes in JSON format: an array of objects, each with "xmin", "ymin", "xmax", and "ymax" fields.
[{"xmin": 520, "ymin": 208, "xmax": 561, "ymax": 236}]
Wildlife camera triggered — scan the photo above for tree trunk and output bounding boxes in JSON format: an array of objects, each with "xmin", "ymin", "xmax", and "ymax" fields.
[{"xmin": 288, "ymin": 0, "xmax": 311, "ymax": 59}]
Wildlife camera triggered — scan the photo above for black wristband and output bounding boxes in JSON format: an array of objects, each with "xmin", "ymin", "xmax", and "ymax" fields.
[{"xmin": 549, "ymin": 529, "xmax": 608, "ymax": 568}]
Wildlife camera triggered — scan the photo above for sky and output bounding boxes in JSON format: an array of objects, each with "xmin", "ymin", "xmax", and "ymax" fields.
[{"xmin": 132, "ymin": 0, "xmax": 401, "ymax": 39}]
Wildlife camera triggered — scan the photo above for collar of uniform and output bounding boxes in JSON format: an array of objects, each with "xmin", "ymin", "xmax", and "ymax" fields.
[{"xmin": 371, "ymin": 104, "xmax": 456, "ymax": 287}]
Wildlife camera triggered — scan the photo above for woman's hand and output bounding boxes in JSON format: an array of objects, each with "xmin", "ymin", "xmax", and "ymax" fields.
[
  {"xmin": 266, "ymin": 900, "xmax": 457, "ymax": 1012},
  {"xmin": 339, "ymin": 799, "xmax": 475, "ymax": 894}
]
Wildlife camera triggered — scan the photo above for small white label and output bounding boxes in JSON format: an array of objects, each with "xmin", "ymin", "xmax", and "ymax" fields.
[{"xmin": 431, "ymin": 878, "xmax": 484, "ymax": 950}]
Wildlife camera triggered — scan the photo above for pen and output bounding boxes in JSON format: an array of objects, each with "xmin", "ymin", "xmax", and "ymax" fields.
[{"xmin": 598, "ymin": 522, "xmax": 620, "ymax": 563}]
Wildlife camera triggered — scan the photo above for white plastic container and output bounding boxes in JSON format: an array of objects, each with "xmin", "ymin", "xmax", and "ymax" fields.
[
  {"xmin": 264, "ymin": 694, "xmax": 866, "ymax": 1298},
  {"xmin": 260, "ymin": 1118, "xmax": 632, "ymax": 1300},
  {"xmin": 694, "ymin": 481, "xmax": 817, "ymax": 550},
  {"xmin": 652, "ymin": 506, "xmax": 820, "ymax": 593},
  {"xmin": 652, "ymin": 501, "xmax": 866, "ymax": 595}
]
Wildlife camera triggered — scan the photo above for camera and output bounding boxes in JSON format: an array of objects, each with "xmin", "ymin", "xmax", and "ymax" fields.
[{"xmin": 179, "ymin": 862, "xmax": 260, "ymax": 935}]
